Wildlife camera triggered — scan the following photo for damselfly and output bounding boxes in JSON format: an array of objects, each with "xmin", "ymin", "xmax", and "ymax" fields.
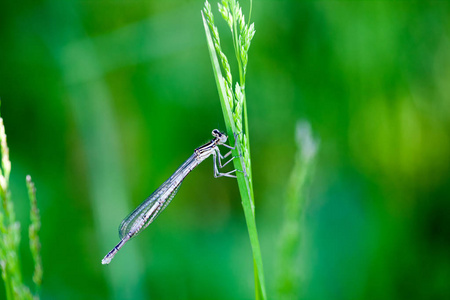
[{"xmin": 102, "ymin": 129, "xmax": 237, "ymax": 264}]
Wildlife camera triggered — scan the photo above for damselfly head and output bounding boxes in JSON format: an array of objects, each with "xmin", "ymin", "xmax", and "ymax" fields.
[{"xmin": 212, "ymin": 129, "xmax": 228, "ymax": 144}]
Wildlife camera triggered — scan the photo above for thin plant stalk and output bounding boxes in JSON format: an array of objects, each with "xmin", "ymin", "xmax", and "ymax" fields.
[
  {"xmin": 0, "ymin": 106, "xmax": 42, "ymax": 300},
  {"xmin": 27, "ymin": 175, "xmax": 43, "ymax": 293},
  {"xmin": 276, "ymin": 121, "xmax": 319, "ymax": 299},
  {"xmin": 202, "ymin": 1, "xmax": 266, "ymax": 299}
]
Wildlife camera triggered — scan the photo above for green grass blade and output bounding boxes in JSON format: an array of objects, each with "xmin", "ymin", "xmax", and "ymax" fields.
[
  {"xmin": 276, "ymin": 121, "xmax": 319, "ymax": 299},
  {"xmin": 27, "ymin": 175, "xmax": 43, "ymax": 292},
  {"xmin": 202, "ymin": 11, "xmax": 267, "ymax": 300},
  {"xmin": 0, "ymin": 108, "xmax": 36, "ymax": 300}
]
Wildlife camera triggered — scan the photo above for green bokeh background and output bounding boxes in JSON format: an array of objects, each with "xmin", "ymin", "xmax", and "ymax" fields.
[{"xmin": 1, "ymin": 1, "xmax": 449, "ymax": 299}]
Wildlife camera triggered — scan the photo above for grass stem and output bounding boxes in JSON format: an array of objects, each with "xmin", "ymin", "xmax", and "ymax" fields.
[
  {"xmin": 202, "ymin": 1, "xmax": 266, "ymax": 299},
  {"xmin": 0, "ymin": 105, "xmax": 42, "ymax": 300}
]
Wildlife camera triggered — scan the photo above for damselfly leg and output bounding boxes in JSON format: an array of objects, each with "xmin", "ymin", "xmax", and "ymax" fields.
[
  {"xmin": 212, "ymin": 131, "xmax": 248, "ymax": 178},
  {"xmin": 212, "ymin": 146, "xmax": 243, "ymax": 178},
  {"xmin": 213, "ymin": 153, "xmax": 238, "ymax": 178}
]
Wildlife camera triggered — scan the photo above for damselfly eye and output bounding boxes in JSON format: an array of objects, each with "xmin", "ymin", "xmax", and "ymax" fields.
[{"xmin": 212, "ymin": 129, "xmax": 220, "ymax": 137}]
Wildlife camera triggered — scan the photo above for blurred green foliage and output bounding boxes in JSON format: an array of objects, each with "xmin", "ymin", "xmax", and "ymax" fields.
[{"xmin": 0, "ymin": 1, "xmax": 449, "ymax": 299}]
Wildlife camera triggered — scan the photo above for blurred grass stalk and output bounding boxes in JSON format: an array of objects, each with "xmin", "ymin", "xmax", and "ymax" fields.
[
  {"xmin": 276, "ymin": 121, "xmax": 319, "ymax": 299},
  {"xmin": 0, "ymin": 108, "xmax": 42, "ymax": 300},
  {"xmin": 202, "ymin": 1, "xmax": 266, "ymax": 299}
]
